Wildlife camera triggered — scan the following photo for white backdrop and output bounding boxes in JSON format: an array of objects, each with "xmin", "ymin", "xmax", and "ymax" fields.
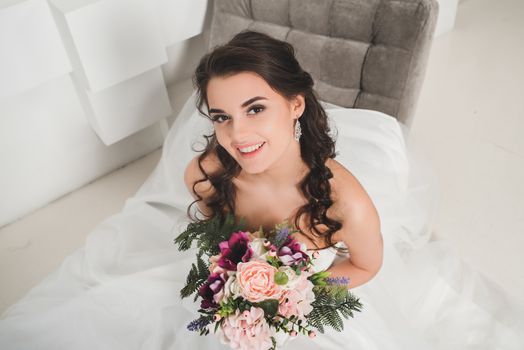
[{"xmin": 0, "ymin": 0, "xmax": 213, "ymax": 227}]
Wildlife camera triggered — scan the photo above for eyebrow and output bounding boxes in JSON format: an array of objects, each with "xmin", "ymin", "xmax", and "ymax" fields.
[{"xmin": 208, "ymin": 96, "xmax": 268, "ymax": 114}]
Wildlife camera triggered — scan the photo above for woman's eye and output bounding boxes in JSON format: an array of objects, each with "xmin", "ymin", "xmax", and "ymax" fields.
[
  {"xmin": 248, "ymin": 105, "xmax": 265, "ymax": 115},
  {"xmin": 212, "ymin": 115, "xmax": 229, "ymax": 123}
]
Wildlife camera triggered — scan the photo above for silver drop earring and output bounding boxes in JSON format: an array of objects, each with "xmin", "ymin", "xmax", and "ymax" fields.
[{"xmin": 294, "ymin": 118, "xmax": 302, "ymax": 142}]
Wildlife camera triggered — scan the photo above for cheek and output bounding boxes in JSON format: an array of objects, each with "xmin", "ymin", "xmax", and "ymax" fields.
[
  {"xmin": 213, "ymin": 128, "xmax": 227, "ymax": 146},
  {"xmin": 259, "ymin": 117, "xmax": 291, "ymax": 141},
  {"xmin": 214, "ymin": 128, "xmax": 241, "ymax": 157}
]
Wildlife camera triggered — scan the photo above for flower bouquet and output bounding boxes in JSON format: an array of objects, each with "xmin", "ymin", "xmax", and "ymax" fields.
[{"xmin": 174, "ymin": 212, "xmax": 363, "ymax": 350}]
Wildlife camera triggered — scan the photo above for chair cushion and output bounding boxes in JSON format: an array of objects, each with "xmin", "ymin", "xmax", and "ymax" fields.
[{"xmin": 207, "ymin": 0, "xmax": 438, "ymax": 127}]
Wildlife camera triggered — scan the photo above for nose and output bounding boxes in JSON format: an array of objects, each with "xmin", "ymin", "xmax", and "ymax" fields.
[{"xmin": 229, "ymin": 115, "xmax": 251, "ymax": 143}]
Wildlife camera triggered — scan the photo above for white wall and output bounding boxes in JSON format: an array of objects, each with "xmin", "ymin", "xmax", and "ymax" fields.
[
  {"xmin": 0, "ymin": 0, "xmax": 213, "ymax": 228},
  {"xmin": 435, "ymin": 0, "xmax": 459, "ymax": 37}
]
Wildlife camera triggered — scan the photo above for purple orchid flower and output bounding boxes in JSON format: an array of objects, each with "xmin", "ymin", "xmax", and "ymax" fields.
[
  {"xmin": 217, "ymin": 231, "xmax": 253, "ymax": 271},
  {"xmin": 277, "ymin": 236, "xmax": 310, "ymax": 266},
  {"xmin": 198, "ymin": 271, "xmax": 227, "ymax": 309}
]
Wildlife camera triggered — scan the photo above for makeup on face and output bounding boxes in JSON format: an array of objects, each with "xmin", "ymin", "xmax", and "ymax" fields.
[
  {"xmin": 209, "ymin": 96, "xmax": 270, "ymax": 161},
  {"xmin": 208, "ymin": 96, "xmax": 268, "ymax": 119},
  {"xmin": 206, "ymin": 72, "xmax": 301, "ymax": 175},
  {"xmin": 237, "ymin": 141, "xmax": 266, "ymax": 158}
]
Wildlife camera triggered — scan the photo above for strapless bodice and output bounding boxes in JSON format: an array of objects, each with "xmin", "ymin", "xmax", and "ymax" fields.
[{"xmin": 306, "ymin": 241, "xmax": 348, "ymax": 273}]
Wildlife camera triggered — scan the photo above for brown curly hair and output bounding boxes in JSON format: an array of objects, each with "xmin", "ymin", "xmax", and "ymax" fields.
[{"xmin": 187, "ymin": 30, "xmax": 346, "ymax": 252}]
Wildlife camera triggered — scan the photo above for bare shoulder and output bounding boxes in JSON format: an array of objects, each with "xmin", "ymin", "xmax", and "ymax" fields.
[
  {"xmin": 327, "ymin": 158, "xmax": 378, "ymax": 223},
  {"xmin": 183, "ymin": 151, "xmax": 222, "ymax": 215}
]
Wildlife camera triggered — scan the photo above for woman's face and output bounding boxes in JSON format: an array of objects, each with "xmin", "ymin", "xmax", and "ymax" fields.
[{"xmin": 206, "ymin": 71, "xmax": 305, "ymax": 175}]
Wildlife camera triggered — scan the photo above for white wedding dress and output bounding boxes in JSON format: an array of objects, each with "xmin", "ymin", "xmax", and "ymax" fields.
[{"xmin": 1, "ymin": 90, "xmax": 523, "ymax": 350}]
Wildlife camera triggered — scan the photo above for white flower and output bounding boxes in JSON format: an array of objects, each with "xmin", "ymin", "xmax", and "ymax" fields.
[
  {"xmin": 278, "ymin": 266, "xmax": 302, "ymax": 290},
  {"xmin": 248, "ymin": 238, "xmax": 269, "ymax": 261},
  {"xmin": 223, "ymin": 273, "xmax": 243, "ymax": 299}
]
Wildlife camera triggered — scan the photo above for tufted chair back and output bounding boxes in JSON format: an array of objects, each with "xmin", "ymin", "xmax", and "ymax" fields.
[{"xmin": 207, "ymin": 0, "xmax": 438, "ymax": 128}]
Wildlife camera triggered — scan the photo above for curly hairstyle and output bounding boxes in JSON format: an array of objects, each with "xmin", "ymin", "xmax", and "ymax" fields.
[{"xmin": 187, "ymin": 30, "xmax": 346, "ymax": 253}]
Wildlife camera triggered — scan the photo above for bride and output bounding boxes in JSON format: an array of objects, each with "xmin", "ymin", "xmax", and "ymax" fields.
[
  {"xmin": 185, "ymin": 32, "xmax": 382, "ymax": 291},
  {"xmin": 1, "ymin": 30, "xmax": 523, "ymax": 349}
]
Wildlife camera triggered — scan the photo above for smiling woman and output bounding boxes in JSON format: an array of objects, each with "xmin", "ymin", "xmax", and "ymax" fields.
[
  {"xmin": 181, "ymin": 30, "xmax": 524, "ymax": 349},
  {"xmin": 207, "ymin": 72, "xmax": 306, "ymax": 178},
  {"xmin": 189, "ymin": 31, "xmax": 348, "ymax": 258}
]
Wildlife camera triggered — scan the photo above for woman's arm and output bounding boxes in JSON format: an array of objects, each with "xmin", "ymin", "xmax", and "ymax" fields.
[{"xmin": 327, "ymin": 166, "xmax": 383, "ymax": 290}]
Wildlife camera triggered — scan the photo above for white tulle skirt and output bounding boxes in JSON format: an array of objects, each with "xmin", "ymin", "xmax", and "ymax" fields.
[{"xmin": 1, "ymin": 91, "xmax": 523, "ymax": 350}]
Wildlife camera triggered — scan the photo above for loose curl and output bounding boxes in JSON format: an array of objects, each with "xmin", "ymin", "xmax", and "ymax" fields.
[{"xmin": 186, "ymin": 30, "xmax": 347, "ymax": 253}]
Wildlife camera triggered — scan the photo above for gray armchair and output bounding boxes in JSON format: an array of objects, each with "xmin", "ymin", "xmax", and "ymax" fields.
[{"xmin": 207, "ymin": 0, "xmax": 438, "ymax": 128}]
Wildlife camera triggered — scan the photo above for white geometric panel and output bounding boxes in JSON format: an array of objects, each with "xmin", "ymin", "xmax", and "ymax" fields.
[
  {"xmin": 72, "ymin": 67, "xmax": 172, "ymax": 145},
  {"xmin": 50, "ymin": 0, "xmax": 168, "ymax": 92},
  {"xmin": 154, "ymin": 0, "xmax": 209, "ymax": 46},
  {"xmin": 435, "ymin": 0, "xmax": 459, "ymax": 37},
  {"xmin": 0, "ymin": 0, "xmax": 72, "ymax": 99}
]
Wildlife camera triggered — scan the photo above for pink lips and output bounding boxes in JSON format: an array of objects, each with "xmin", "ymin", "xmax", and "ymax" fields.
[
  {"xmin": 237, "ymin": 142, "xmax": 265, "ymax": 158},
  {"xmin": 235, "ymin": 141, "xmax": 264, "ymax": 149}
]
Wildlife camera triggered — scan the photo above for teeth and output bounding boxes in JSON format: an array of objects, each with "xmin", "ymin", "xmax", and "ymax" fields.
[{"xmin": 239, "ymin": 142, "xmax": 264, "ymax": 153}]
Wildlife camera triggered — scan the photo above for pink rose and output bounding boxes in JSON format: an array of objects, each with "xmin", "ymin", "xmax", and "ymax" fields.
[
  {"xmin": 237, "ymin": 261, "xmax": 283, "ymax": 302},
  {"xmin": 220, "ymin": 307, "xmax": 273, "ymax": 350}
]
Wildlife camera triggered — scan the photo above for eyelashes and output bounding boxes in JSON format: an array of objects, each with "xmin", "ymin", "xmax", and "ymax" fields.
[
  {"xmin": 211, "ymin": 105, "xmax": 265, "ymax": 123},
  {"xmin": 248, "ymin": 105, "xmax": 265, "ymax": 115},
  {"xmin": 212, "ymin": 115, "xmax": 227, "ymax": 123}
]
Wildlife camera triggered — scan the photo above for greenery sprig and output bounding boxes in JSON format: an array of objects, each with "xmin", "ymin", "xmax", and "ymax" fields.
[
  {"xmin": 174, "ymin": 212, "xmax": 246, "ymax": 258},
  {"xmin": 306, "ymin": 284, "xmax": 363, "ymax": 333}
]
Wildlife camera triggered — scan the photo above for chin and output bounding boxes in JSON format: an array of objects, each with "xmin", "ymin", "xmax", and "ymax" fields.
[
  {"xmin": 238, "ymin": 163, "xmax": 267, "ymax": 175},
  {"xmin": 227, "ymin": 150, "xmax": 270, "ymax": 175}
]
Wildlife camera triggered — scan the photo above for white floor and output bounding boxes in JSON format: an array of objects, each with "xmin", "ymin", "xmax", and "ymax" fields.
[
  {"xmin": 1, "ymin": 0, "xmax": 523, "ymax": 314},
  {"xmin": 410, "ymin": 0, "xmax": 524, "ymax": 306}
]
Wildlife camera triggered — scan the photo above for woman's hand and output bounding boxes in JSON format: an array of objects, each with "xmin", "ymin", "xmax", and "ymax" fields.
[{"xmin": 326, "ymin": 258, "xmax": 378, "ymax": 289}]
